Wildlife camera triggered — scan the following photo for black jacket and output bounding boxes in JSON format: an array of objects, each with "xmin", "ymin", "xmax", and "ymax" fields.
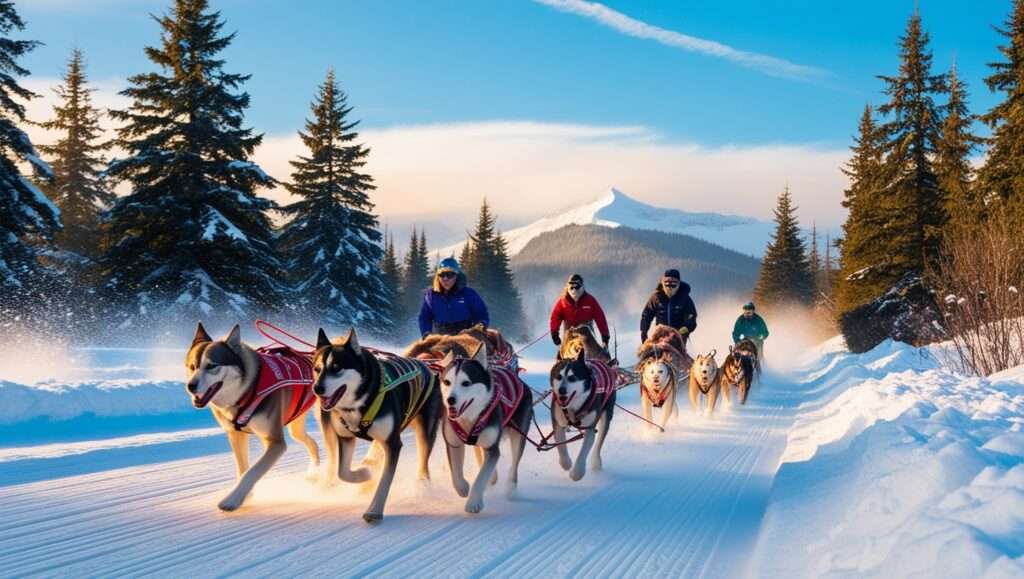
[{"xmin": 640, "ymin": 282, "xmax": 697, "ymax": 340}]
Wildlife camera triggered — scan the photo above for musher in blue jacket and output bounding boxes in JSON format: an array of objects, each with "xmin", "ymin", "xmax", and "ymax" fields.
[{"xmin": 418, "ymin": 257, "xmax": 490, "ymax": 337}]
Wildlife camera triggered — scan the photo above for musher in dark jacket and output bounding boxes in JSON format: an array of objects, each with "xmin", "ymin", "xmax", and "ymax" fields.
[
  {"xmin": 640, "ymin": 269, "xmax": 698, "ymax": 345},
  {"xmin": 732, "ymin": 301, "xmax": 769, "ymax": 356},
  {"xmin": 418, "ymin": 257, "xmax": 490, "ymax": 337}
]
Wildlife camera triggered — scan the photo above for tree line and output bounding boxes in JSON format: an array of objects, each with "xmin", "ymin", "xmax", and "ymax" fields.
[
  {"xmin": 755, "ymin": 4, "xmax": 1024, "ymax": 365},
  {"xmin": 0, "ymin": 0, "xmax": 526, "ymax": 341}
]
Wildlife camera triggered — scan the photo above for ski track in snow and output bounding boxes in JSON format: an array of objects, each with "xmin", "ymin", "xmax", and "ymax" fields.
[{"xmin": 0, "ymin": 373, "xmax": 803, "ymax": 578}]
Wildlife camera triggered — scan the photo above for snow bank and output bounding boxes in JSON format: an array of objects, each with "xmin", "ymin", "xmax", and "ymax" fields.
[
  {"xmin": 751, "ymin": 339, "xmax": 1024, "ymax": 578},
  {"xmin": 0, "ymin": 379, "xmax": 189, "ymax": 425}
]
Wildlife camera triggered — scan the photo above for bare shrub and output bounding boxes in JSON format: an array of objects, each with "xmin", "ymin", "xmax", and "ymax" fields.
[{"xmin": 929, "ymin": 212, "xmax": 1024, "ymax": 376}]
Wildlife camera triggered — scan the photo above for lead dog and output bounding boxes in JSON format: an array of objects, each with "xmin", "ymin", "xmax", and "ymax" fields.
[
  {"xmin": 185, "ymin": 323, "xmax": 320, "ymax": 512},
  {"xmin": 689, "ymin": 350, "xmax": 722, "ymax": 417},
  {"xmin": 311, "ymin": 328, "xmax": 442, "ymax": 522},
  {"xmin": 438, "ymin": 344, "xmax": 533, "ymax": 514},
  {"xmin": 550, "ymin": 349, "xmax": 617, "ymax": 481}
]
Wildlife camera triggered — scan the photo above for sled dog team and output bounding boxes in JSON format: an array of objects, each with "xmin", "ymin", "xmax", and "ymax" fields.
[{"xmin": 183, "ymin": 260, "xmax": 769, "ymax": 520}]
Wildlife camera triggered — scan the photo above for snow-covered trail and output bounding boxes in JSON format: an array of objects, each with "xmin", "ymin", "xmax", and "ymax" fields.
[{"xmin": 0, "ymin": 373, "xmax": 803, "ymax": 578}]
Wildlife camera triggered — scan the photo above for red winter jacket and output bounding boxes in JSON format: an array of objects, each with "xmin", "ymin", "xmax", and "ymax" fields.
[{"xmin": 549, "ymin": 292, "xmax": 610, "ymax": 340}]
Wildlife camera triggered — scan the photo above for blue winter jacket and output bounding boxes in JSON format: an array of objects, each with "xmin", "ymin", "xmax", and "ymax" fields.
[{"xmin": 418, "ymin": 273, "xmax": 490, "ymax": 336}]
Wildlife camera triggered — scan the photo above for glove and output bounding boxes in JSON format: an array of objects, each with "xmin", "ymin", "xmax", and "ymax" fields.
[
  {"xmin": 551, "ymin": 330, "xmax": 561, "ymax": 346},
  {"xmin": 678, "ymin": 327, "xmax": 689, "ymax": 336}
]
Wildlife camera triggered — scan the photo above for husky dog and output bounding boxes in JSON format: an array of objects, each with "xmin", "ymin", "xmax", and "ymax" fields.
[
  {"xmin": 406, "ymin": 324, "xmax": 518, "ymax": 372},
  {"xmin": 438, "ymin": 344, "xmax": 533, "ymax": 514},
  {"xmin": 636, "ymin": 325, "xmax": 693, "ymax": 430},
  {"xmin": 312, "ymin": 328, "xmax": 442, "ymax": 522},
  {"xmin": 689, "ymin": 351, "xmax": 722, "ymax": 417},
  {"xmin": 558, "ymin": 325, "xmax": 611, "ymax": 362},
  {"xmin": 724, "ymin": 340, "xmax": 757, "ymax": 403},
  {"xmin": 732, "ymin": 338, "xmax": 762, "ymax": 378},
  {"xmin": 550, "ymin": 349, "xmax": 617, "ymax": 481},
  {"xmin": 185, "ymin": 323, "xmax": 320, "ymax": 512}
]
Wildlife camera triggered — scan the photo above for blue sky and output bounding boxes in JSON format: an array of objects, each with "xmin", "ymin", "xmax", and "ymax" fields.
[{"xmin": 16, "ymin": 0, "xmax": 1017, "ymax": 233}]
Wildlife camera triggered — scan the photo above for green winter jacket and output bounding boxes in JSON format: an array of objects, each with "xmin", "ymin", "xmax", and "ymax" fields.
[{"xmin": 732, "ymin": 313, "xmax": 769, "ymax": 343}]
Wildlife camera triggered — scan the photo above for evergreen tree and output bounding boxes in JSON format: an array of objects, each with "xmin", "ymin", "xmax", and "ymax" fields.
[
  {"xmin": 0, "ymin": 1, "xmax": 59, "ymax": 316},
  {"xmin": 836, "ymin": 105, "xmax": 892, "ymax": 312},
  {"xmin": 462, "ymin": 199, "xmax": 526, "ymax": 338},
  {"xmin": 875, "ymin": 11, "xmax": 947, "ymax": 275},
  {"xmin": 99, "ymin": 0, "xmax": 282, "ymax": 325},
  {"xmin": 979, "ymin": 0, "xmax": 1024, "ymax": 227},
  {"xmin": 278, "ymin": 68, "xmax": 389, "ymax": 330},
  {"xmin": 936, "ymin": 63, "xmax": 982, "ymax": 228},
  {"xmin": 754, "ymin": 187, "xmax": 814, "ymax": 308},
  {"xmin": 37, "ymin": 48, "xmax": 113, "ymax": 258},
  {"xmin": 400, "ymin": 227, "xmax": 430, "ymax": 334},
  {"xmin": 809, "ymin": 222, "xmax": 820, "ymax": 289},
  {"xmin": 380, "ymin": 229, "xmax": 403, "ymax": 330}
]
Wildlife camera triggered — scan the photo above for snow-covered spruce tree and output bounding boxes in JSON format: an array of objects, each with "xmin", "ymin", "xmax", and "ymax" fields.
[
  {"xmin": 99, "ymin": 0, "xmax": 283, "ymax": 327},
  {"xmin": 875, "ymin": 11, "xmax": 947, "ymax": 278},
  {"xmin": 936, "ymin": 63, "xmax": 982, "ymax": 230},
  {"xmin": 380, "ymin": 229, "xmax": 403, "ymax": 331},
  {"xmin": 979, "ymin": 0, "xmax": 1024, "ymax": 229},
  {"xmin": 753, "ymin": 187, "xmax": 814, "ymax": 309},
  {"xmin": 279, "ymin": 69, "xmax": 389, "ymax": 331},
  {"xmin": 38, "ymin": 48, "xmax": 113, "ymax": 259},
  {"xmin": 837, "ymin": 105, "xmax": 891, "ymax": 313},
  {"xmin": 0, "ymin": 0, "xmax": 61, "ymax": 322}
]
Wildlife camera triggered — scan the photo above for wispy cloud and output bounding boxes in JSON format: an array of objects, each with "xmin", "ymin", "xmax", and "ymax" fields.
[{"xmin": 534, "ymin": 0, "xmax": 828, "ymax": 81}]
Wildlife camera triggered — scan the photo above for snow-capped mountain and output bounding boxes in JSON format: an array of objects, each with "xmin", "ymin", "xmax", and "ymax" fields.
[{"xmin": 436, "ymin": 188, "xmax": 776, "ymax": 258}]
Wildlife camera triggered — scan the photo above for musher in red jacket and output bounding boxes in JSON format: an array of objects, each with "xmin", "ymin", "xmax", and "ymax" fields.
[{"xmin": 549, "ymin": 273, "xmax": 611, "ymax": 349}]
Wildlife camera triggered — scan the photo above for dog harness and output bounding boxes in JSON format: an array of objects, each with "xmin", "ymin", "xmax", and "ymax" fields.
[
  {"xmin": 447, "ymin": 364, "xmax": 525, "ymax": 445},
  {"xmin": 694, "ymin": 364, "xmax": 719, "ymax": 395},
  {"xmin": 233, "ymin": 347, "xmax": 316, "ymax": 430},
  {"xmin": 639, "ymin": 346, "xmax": 684, "ymax": 408},
  {"xmin": 556, "ymin": 359, "xmax": 616, "ymax": 428},
  {"xmin": 359, "ymin": 351, "xmax": 436, "ymax": 431}
]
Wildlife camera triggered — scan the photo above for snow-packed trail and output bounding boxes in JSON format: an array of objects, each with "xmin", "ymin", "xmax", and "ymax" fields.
[{"xmin": 0, "ymin": 373, "xmax": 803, "ymax": 578}]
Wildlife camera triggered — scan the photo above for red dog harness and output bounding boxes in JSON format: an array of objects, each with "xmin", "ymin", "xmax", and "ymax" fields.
[
  {"xmin": 233, "ymin": 347, "xmax": 316, "ymax": 430},
  {"xmin": 448, "ymin": 365, "xmax": 525, "ymax": 445}
]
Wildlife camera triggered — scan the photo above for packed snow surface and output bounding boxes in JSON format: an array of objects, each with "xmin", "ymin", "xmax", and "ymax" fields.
[{"xmin": 0, "ymin": 338, "xmax": 1020, "ymax": 577}]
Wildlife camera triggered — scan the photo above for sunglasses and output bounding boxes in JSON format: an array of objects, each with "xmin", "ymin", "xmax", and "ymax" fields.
[
  {"xmin": 568, "ymin": 283, "xmax": 582, "ymax": 289},
  {"xmin": 662, "ymin": 282, "xmax": 679, "ymax": 288},
  {"xmin": 439, "ymin": 271, "xmax": 456, "ymax": 279}
]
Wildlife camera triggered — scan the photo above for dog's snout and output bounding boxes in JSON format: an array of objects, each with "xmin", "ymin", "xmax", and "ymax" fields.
[
  {"xmin": 186, "ymin": 381, "xmax": 198, "ymax": 393},
  {"xmin": 558, "ymin": 386, "xmax": 567, "ymax": 396},
  {"xmin": 446, "ymin": 396, "xmax": 457, "ymax": 406},
  {"xmin": 313, "ymin": 384, "xmax": 324, "ymax": 396}
]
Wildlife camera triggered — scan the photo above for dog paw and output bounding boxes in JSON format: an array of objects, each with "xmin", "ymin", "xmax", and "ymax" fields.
[
  {"xmin": 570, "ymin": 467, "xmax": 586, "ymax": 482},
  {"xmin": 304, "ymin": 465, "xmax": 321, "ymax": 482},
  {"xmin": 558, "ymin": 456, "xmax": 572, "ymax": 471},
  {"xmin": 465, "ymin": 497, "xmax": 484, "ymax": 514},
  {"xmin": 505, "ymin": 481, "xmax": 518, "ymax": 499},
  {"xmin": 591, "ymin": 458, "xmax": 603, "ymax": 472},
  {"xmin": 362, "ymin": 511, "xmax": 383, "ymax": 523},
  {"xmin": 453, "ymin": 479, "xmax": 470, "ymax": 497},
  {"xmin": 342, "ymin": 468, "xmax": 372, "ymax": 484},
  {"xmin": 417, "ymin": 469, "xmax": 431, "ymax": 481},
  {"xmin": 217, "ymin": 494, "xmax": 245, "ymax": 512}
]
